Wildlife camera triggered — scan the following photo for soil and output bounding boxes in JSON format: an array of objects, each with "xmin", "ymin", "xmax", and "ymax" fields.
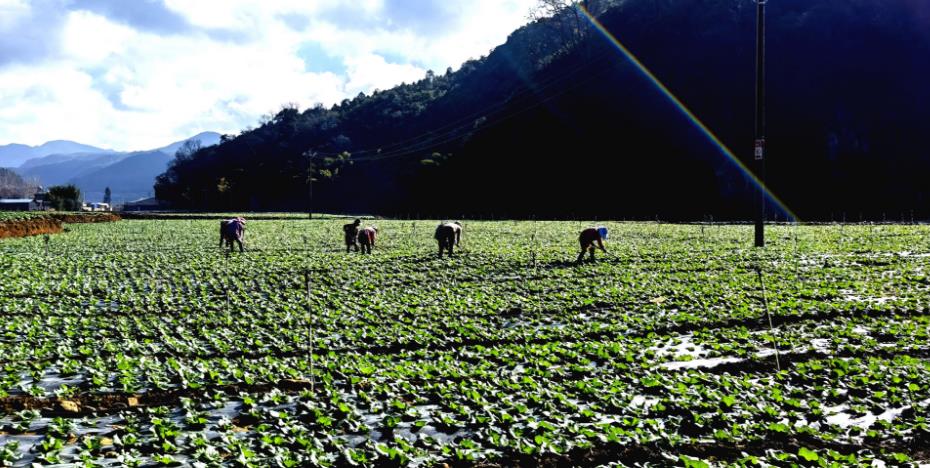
[
  {"xmin": 0, "ymin": 218, "xmax": 62, "ymax": 239},
  {"xmin": 119, "ymin": 213, "xmax": 300, "ymax": 220},
  {"xmin": 0, "ymin": 213, "xmax": 120, "ymax": 239},
  {"xmin": 47, "ymin": 213, "xmax": 121, "ymax": 223}
]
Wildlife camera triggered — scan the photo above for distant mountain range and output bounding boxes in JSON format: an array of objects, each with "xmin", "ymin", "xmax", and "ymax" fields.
[
  {"xmin": 0, "ymin": 141, "xmax": 115, "ymax": 168},
  {"xmin": 3, "ymin": 132, "xmax": 221, "ymax": 203}
]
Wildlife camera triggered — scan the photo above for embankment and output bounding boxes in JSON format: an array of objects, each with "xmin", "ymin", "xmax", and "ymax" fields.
[
  {"xmin": 48, "ymin": 212, "xmax": 121, "ymax": 223},
  {"xmin": 0, "ymin": 213, "xmax": 121, "ymax": 239},
  {"xmin": 0, "ymin": 217, "xmax": 62, "ymax": 239}
]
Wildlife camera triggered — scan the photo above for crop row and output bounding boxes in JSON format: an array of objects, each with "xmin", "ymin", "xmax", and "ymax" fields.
[{"xmin": 1, "ymin": 219, "xmax": 928, "ymax": 466}]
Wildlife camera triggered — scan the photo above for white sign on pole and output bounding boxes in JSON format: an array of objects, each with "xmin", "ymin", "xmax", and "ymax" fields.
[{"xmin": 754, "ymin": 139, "xmax": 765, "ymax": 160}]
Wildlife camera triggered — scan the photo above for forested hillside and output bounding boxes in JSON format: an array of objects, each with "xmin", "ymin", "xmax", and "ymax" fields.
[
  {"xmin": 155, "ymin": 0, "xmax": 930, "ymax": 220},
  {"xmin": 0, "ymin": 168, "xmax": 37, "ymax": 198}
]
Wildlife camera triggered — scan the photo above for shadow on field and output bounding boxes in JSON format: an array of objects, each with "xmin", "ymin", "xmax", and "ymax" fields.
[
  {"xmin": 538, "ymin": 259, "xmax": 607, "ymax": 270},
  {"xmin": 539, "ymin": 259, "xmax": 580, "ymax": 269}
]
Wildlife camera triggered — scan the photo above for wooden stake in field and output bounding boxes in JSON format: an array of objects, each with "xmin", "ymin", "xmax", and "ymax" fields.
[
  {"xmin": 793, "ymin": 223, "xmax": 801, "ymax": 292},
  {"xmin": 224, "ymin": 249, "xmax": 231, "ymax": 320},
  {"xmin": 756, "ymin": 267, "xmax": 781, "ymax": 372},
  {"xmin": 531, "ymin": 221, "xmax": 539, "ymax": 272},
  {"xmin": 305, "ymin": 270, "xmax": 315, "ymax": 393},
  {"xmin": 526, "ymin": 220, "xmax": 538, "ymax": 347},
  {"xmin": 459, "ymin": 218, "xmax": 465, "ymax": 253}
]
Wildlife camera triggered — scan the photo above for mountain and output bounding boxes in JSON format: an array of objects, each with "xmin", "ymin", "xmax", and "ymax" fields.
[
  {"xmin": 17, "ymin": 153, "xmax": 129, "ymax": 187},
  {"xmin": 0, "ymin": 144, "xmax": 34, "ymax": 168},
  {"xmin": 0, "ymin": 140, "xmax": 111, "ymax": 168},
  {"xmin": 156, "ymin": 132, "xmax": 222, "ymax": 157},
  {"xmin": 152, "ymin": 0, "xmax": 926, "ymax": 219},
  {"xmin": 34, "ymin": 140, "xmax": 111, "ymax": 157},
  {"xmin": 69, "ymin": 133, "xmax": 222, "ymax": 202},
  {"xmin": 0, "ymin": 168, "xmax": 37, "ymax": 199},
  {"xmin": 10, "ymin": 132, "xmax": 221, "ymax": 202},
  {"xmin": 71, "ymin": 151, "xmax": 172, "ymax": 203},
  {"xmin": 19, "ymin": 152, "xmax": 130, "ymax": 172}
]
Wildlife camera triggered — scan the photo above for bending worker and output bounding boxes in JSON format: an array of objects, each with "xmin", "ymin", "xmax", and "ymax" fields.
[
  {"xmin": 434, "ymin": 221, "xmax": 462, "ymax": 258},
  {"xmin": 219, "ymin": 217, "xmax": 246, "ymax": 253},
  {"xmin": 577, "ymin": 226, "xmax": 608, "ymax": 263},
  {"xmin": 358, "ymin": 225, "xmax": 378, "ymax": 254},
  {"xmin": 343, "ymin": 218, "xmax": 361, "ymax": 253}
]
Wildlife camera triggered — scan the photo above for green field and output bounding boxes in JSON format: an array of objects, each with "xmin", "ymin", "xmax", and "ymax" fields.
[
  {"xmin": 0, "ymin": 212, "xmax": 48, "ymax": 223},
  {"xmin": 1, "ymin": 219, "xmax": 929, "ymax": 466}
]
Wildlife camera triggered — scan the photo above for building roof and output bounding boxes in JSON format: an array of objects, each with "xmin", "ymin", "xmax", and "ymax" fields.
[{"xmin": 124, "ymin": 197, "xmax": 162, "ymax": 206}]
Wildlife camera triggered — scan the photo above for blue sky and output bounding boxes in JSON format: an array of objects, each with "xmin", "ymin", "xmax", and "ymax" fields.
[{"xmin": 0, "ymin": 0, "xmax": 534, "ymax": 150}]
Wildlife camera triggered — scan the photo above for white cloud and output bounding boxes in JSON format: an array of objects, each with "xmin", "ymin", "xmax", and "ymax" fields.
[
  {"xmin": 431, "ymin": 0, "xmax": 536, "ymax": 66},
  {"xmin": 344, "ymin": 53, "xmax": 425, "ymax": 95},
  {"xmin": 0, "ymin": 0, "xmax": 29, "ymax": 29},
  {"xmin": 161, "ymin": 0, "xmax": 383, "ymax": 30},
  {"xmin": 61, "ymin": 10, "xmax": 134, "ymax": 64},
  {"xmin": 0, "ymin": 64, "xmax": 115, "ymax": 146},
  {"xmin": 0, "ymin": 0, "xmax": 534, "ymax": 150}
]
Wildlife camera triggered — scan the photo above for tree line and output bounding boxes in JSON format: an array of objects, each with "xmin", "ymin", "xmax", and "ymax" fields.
[{"xmin": 154, "ymin": 0, "xmax": 930, "ymax": 220}]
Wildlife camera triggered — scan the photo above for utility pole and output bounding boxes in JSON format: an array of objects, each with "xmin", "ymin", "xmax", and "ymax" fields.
[{"xmin": 753, "ymin": 0, "xmax": 767, "ymax": 247}]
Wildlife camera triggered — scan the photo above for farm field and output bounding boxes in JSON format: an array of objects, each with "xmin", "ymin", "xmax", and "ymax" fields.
[{"xmin": 0, "ymin": 219, "xmax": 929, "ymax": 467}]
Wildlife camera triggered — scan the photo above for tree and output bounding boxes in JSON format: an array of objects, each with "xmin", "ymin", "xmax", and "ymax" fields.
[
  {"xmin": 150, "ymin": 0, "xmax": 930, "ymax": 218},
  {"xmin": 530, "ymin": 0, "xmax": 611, "ymax": 48},
  {"xmin": 217, "ymin": 177, "xmax": 231, "ymax": 194},
  {"xmin": 175, "ymin": 140, "xmax": 203, "ymax": 162},
  {"xmin": 303, "ymin": 150, "xmax": 352, "ymax": 217},
  {"xmin": 103, "ymin": 187, "xmax": 111, "ymax": 205},
  {"xmin": 0, "ymin": 168, "xmax": 38, "ymax": 198},
  {"xmin": 47, "ymin": 185, "xmax": 82, "ymax": 211}
]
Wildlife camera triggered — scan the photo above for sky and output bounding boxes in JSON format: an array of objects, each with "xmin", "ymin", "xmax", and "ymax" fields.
[{"xmin": 0, "ymin": 0, "xmax": 535, "ymax": 151}]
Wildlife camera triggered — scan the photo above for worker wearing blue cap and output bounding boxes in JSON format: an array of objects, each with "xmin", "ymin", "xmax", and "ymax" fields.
[{"xmin": 577, "ymin": 226, "xmax": 608, "ymax": 263}]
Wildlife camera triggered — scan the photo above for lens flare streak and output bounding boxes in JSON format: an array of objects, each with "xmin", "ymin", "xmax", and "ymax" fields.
[{"xmin": 577, "ymin": 6, "xmax": 797, "ymax": 221}]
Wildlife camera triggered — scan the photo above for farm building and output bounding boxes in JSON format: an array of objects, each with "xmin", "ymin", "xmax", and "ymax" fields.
[
  {"xmin": 0, "ymin": 198, "xmax": 38, "ymax": 211},
  {"xmin": 32, "ymin": 189, "xmax": 49, "ymax": 210},
  {"xmin": 121, "ymin": 197, "xmax": 167, "ymax": 212},
  {"xmin": 82, "ymin": 202, "xmax": 111, "ymax": 212}
]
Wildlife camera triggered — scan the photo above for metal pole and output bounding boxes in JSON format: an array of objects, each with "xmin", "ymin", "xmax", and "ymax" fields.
[{"xmin": 753, "ymin": 0, "xmax": 767, "ymax": 247}]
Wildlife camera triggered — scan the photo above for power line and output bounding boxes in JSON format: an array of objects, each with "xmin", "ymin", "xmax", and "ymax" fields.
[
  {"xmin": 341, "ymin": 60, "xmax": 617, "ymax": 164},
  {"xmin": 310, "ymin": 48, "xmax": 616, "ymax": 160}
]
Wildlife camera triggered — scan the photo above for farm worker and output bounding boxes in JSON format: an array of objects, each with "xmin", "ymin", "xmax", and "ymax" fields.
[
  {"xmin": 358, "ymin": 226, "xmax": 378, "ymax": 254},
  {"xmin": 434, "ymin": 221, "xmax": 462, "ymax": 258},
  {"xmin": 343, "ymin": 218, "xmax": 361, "ymax": 253},
  {"xmin": 219, "ymin": 217, "xmax": 246, "ymax": 253},
  {"xmin": 576, "ymin": 226, "xmax": 607, "ymax": 263}
]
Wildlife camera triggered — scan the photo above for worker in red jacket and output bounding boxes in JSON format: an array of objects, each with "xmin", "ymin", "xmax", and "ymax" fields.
[
  {"xmin": 358, "ymin": 226, "xmax": 377, "ymax": 254},
  {"xmin": 577, "ymin": 226, "xmax": 607, "ymax": 263}
]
